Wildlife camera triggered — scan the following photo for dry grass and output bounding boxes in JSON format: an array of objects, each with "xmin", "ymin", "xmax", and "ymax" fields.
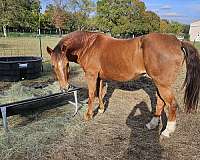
[
  {"xmin": 0, "ymin": 110, "xmax": 86, "ymax": 160},
  {"xmin": 0, "ymin": 62, "xmax": 89, "ymax": 160},
  {"xmin": 0, "ymin": 81, "xmax": 61, "ymax": 104},
  {"xmin": 0, "ymin": 37, "xmax": 60, "ymax": 60}
]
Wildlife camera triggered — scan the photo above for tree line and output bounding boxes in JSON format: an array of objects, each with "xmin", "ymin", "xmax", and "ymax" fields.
[{"xmin": 0, "ymin": 0, "xmax": 189, "ymax": 38}]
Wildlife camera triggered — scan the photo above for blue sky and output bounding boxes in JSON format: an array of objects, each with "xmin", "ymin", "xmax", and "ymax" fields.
[
  {"xmin": 142, "ymin": 0, "xmax": 200, "ymax": 24},
  {"xmin": 41, "ymin": 0, "xmax": 200, "ymax": 24}
]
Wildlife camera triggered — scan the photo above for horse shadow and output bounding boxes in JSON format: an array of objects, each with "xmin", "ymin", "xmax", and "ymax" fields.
[
  {"xmin": 100, "ymin": 76, "xmax": 167, "ymax": 159},
  {"xmin": 103, "ymin": 76, "xmax": 157, "ymax": 114},
  {"xmin": 123, "ymin": 102, "xmax": 165, "ymax": 160}
]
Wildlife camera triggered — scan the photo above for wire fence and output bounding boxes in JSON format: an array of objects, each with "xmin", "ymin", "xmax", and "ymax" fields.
[
  {"xmin": 0, "ymin": 32, "xmax": 61, "ymax": 61},
  {"xmin": 0, "ymin": 28, "xmax": 69, "ymax": 37},
  {"xmin": 1, "ymin": 31, "xmax": 200, "ymax": 61}
]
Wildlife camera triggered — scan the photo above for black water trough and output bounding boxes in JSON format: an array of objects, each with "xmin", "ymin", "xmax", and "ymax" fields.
[{"xmin": 0, "ymin": 56, "xmax": 42, "ymax": 81}]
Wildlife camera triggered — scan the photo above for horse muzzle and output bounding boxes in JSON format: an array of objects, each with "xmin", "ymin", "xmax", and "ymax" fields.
[{"xmin": 60, "ymin": 84, "xmax": 71, "ymax": 93}]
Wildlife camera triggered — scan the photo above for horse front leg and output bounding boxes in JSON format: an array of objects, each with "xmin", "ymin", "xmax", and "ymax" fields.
[{"xmin": 84, "ymin": 72, "xmax": 97, "ymax": 121}]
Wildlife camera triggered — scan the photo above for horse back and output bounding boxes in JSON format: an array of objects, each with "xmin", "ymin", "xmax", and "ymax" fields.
[{"xmin": 82, "ymin": 35, "xmax": 146, "ymax": 81}]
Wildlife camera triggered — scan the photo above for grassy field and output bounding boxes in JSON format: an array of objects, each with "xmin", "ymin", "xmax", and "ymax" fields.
[
  {"xmin": 0, "ymin": 37, "xmax": 60, "ymax": 61},
  {"xmin": 1, "ymin": 37, "xmax": 200, "ymax": 61},
  {"xmin": 194, "ymin": 41, "xmax": 200, "ymax": 50}
]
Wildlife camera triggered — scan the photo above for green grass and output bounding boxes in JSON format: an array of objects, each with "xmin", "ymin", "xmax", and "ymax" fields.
[
  {"xmin": 194, "ymin": 42, "xmax": 200, "ymax": 51},
  {"xmin": 0, "ymin": 37, "xmax": 60, "ymax": 60}
]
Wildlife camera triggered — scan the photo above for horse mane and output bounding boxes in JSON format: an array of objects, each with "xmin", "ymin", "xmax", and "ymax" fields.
[
  {"xmin": 53, "ymin": 43, "xmax": 62, "ymax": 54},
  {"xmin": 53, "ymin": 31, "xmax": 106, "ymax": 55}
]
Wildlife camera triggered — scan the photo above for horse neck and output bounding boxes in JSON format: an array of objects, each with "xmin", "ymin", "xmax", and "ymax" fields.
[
  {"xmin": 66, "ymin": 38, "xmax": 87, "ymax": 63},
  {"xmin": 67, "ymin": 33, "xmax": 93, "ymax": 62}
]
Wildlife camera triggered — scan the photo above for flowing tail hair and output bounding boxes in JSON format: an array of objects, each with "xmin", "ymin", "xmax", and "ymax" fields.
[{"xmin": 181, "ymin": 41, "xmax": 200, "ymax": 112}]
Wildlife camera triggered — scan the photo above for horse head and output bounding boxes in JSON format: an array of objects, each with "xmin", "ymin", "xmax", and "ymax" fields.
[{"xmin": 47, "ymin": 45, "xmax": 70, "ymax": 92}]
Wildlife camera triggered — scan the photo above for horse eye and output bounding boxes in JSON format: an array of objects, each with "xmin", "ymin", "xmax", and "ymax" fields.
[{"xmin": 52, "ymin": 65, "xmax": 55, "ymax": 69}]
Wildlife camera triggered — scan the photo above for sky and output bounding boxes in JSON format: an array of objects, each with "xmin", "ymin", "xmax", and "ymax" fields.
[
  {"xmin": 142, "ymin": 0, "xmax": 200, "ymax": 24},
  {"xmin": 41, "ymin": 0, "xmax": 200, "ymax": 24}
]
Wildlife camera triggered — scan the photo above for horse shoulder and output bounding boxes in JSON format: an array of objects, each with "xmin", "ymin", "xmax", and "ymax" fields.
[{"xmin": 78, "ymin": 34, "xmax": 104, "ymax": 71}]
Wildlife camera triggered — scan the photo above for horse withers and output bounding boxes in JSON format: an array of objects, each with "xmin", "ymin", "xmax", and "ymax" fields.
[{"xmin": 47, "ymin": 31, "xmax": 200, "ymax": 138}]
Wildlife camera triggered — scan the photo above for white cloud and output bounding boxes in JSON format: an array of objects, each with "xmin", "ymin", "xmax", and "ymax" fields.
[
  {"xmin": 161, "ymin": 12, "xmax": 185, "ymax": 17},
  {"xmin": 160, "ymin": 5, "xmax": 171, "ymax": 10}
]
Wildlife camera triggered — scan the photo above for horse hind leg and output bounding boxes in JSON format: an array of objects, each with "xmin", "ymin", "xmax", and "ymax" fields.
[
  {"xmin": 161, "ymin": 90, "xmax": 177, "ymax": 138},
  {"xmin": 146, "ymin": 85, "xmax": 177, "ymax": 137},
  {"xmin": 96, "ymin": 77, "xmax": 105, "ymax": 113},
  {"xmin": 146, "ymin": 90, "xmax": 165, "ymax": 130}
]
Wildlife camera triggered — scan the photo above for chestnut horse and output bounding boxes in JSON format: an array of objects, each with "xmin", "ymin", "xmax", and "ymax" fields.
[{"xmin": 47, "ymin": 31, "xmax": 200, "ymax": 138}]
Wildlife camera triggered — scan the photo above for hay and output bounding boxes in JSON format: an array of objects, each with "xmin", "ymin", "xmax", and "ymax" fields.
[
  {"xmin": 0, "ymin": 114, "xmax": 85, "ymax": 160},
  {"xmin": 0, "ymin": 81, "xmax": 61, "ymax": 104},
  {"xmin": 0, "ymin": 77, "xmax": 87, "ymax": 160}
]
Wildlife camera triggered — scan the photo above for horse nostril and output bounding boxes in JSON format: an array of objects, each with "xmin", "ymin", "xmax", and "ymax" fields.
[
  {"xmin": 67, "ymin": 84, "xmax": 70, "ymax": 90},
  {"xmin": 60, "ymin": 85, "xmax": 70, "ymax": 93},
  {"xmin": 61, "ymin": 88, "xmax": 65, "ymax": 93}
]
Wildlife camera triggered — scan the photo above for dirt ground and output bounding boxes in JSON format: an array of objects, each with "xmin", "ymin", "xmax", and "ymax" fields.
[{"xmin": 0, "ymin": 63, "xmax": 200, "ymax": 160}]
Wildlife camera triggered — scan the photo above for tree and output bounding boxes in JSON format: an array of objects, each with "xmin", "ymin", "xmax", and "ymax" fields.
[
  {"xmin": 44, "ymin": 3, "xmax": 76, "ymax": 35},
  {"xmin": 97, "ymin": 0, "xmax": 134, "ymax": 37},
  {"xmin": 42, "ymin": 4, "xmax": 55, "ymax": 30},
  {"xmin": 48, "ymin": 0, "xmax": 67, "ymax": 36},
  {"xmin": 65, "ymin": 0, "xmax": 95, "ymax": 30},
  {"xmin": 160, "ymin": 20, "xmax": 184, "ymax": 35},
  {"xmin": 96, "ymin": 0, "xmax": 159, "ymax": 37},
  {"xmin": 0, "ymin": 0, "xmax": 41, "ymax": 37},
  {"xmin": 53, "ymin": 7, "xmax": 66, "ymax": 36},
  {"xmin": 0, "ymin": 0, "xmax": 18, "ymax": 37},
  {"xmin": 169, "ymin": 21, "xmax": 184, "ymax": 35},
  {"xmin": 182, "ymin": 24, "xmax": 190, "ymax": 40},
  {"xmin": 27, "ymin": 0, "xmax": 41, "ymax": 32},
  {"xmin": 160, "ymin": 19, "xmax": 170, "ymax": 33},
  {"xmin": 143, "ymin": 11, "xmax": 160, "ymax": 33}
]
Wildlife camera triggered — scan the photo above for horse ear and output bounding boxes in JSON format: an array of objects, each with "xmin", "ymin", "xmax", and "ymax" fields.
[{"xmin": 47, "ymin": 46, "xmax": 53, "ymax": 55}]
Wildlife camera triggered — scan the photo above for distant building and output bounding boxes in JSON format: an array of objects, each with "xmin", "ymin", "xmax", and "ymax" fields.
[{"xmin": 189, "ymin": 20, "xmax": 200, "ymax": 41}]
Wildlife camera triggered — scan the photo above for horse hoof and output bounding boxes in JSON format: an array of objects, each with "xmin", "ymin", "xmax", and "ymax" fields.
[
  {"xmin": 160, "ymin": 133, "xmax": 169, "ymax": 142},
  {"xmin": 84, "ymin": 112, "xmax": 93, "ymax": 121},
  {"xmin": 98, "ymin": 108, "xmax": 104, "ymax": 114},
  {"xmin": 161, "ymin": 130, "xmax": 170, "ymax": 138}
]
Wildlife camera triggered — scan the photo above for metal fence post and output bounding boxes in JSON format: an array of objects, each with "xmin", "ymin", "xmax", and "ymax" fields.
[
  {"xmin": 1, "ymin": 107, "xmax": 8, "ymax": 132},
  {"xmin": 39, "ymin": 36, "xmax": 44, "ymax": 72},
  {"xmin": 73, "ymin": 90, "xmax": 78, "ymax": 116}
]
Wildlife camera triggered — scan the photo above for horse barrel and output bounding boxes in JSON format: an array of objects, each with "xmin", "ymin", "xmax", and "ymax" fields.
[{"xmin": 0, "ymin": 56, "xmax": 42, "ymax": 81}]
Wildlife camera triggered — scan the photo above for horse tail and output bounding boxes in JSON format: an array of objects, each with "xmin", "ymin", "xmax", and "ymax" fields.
[{"xmin": 181, "ymin": 41, "xmax": 200, "ymax": 112}]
